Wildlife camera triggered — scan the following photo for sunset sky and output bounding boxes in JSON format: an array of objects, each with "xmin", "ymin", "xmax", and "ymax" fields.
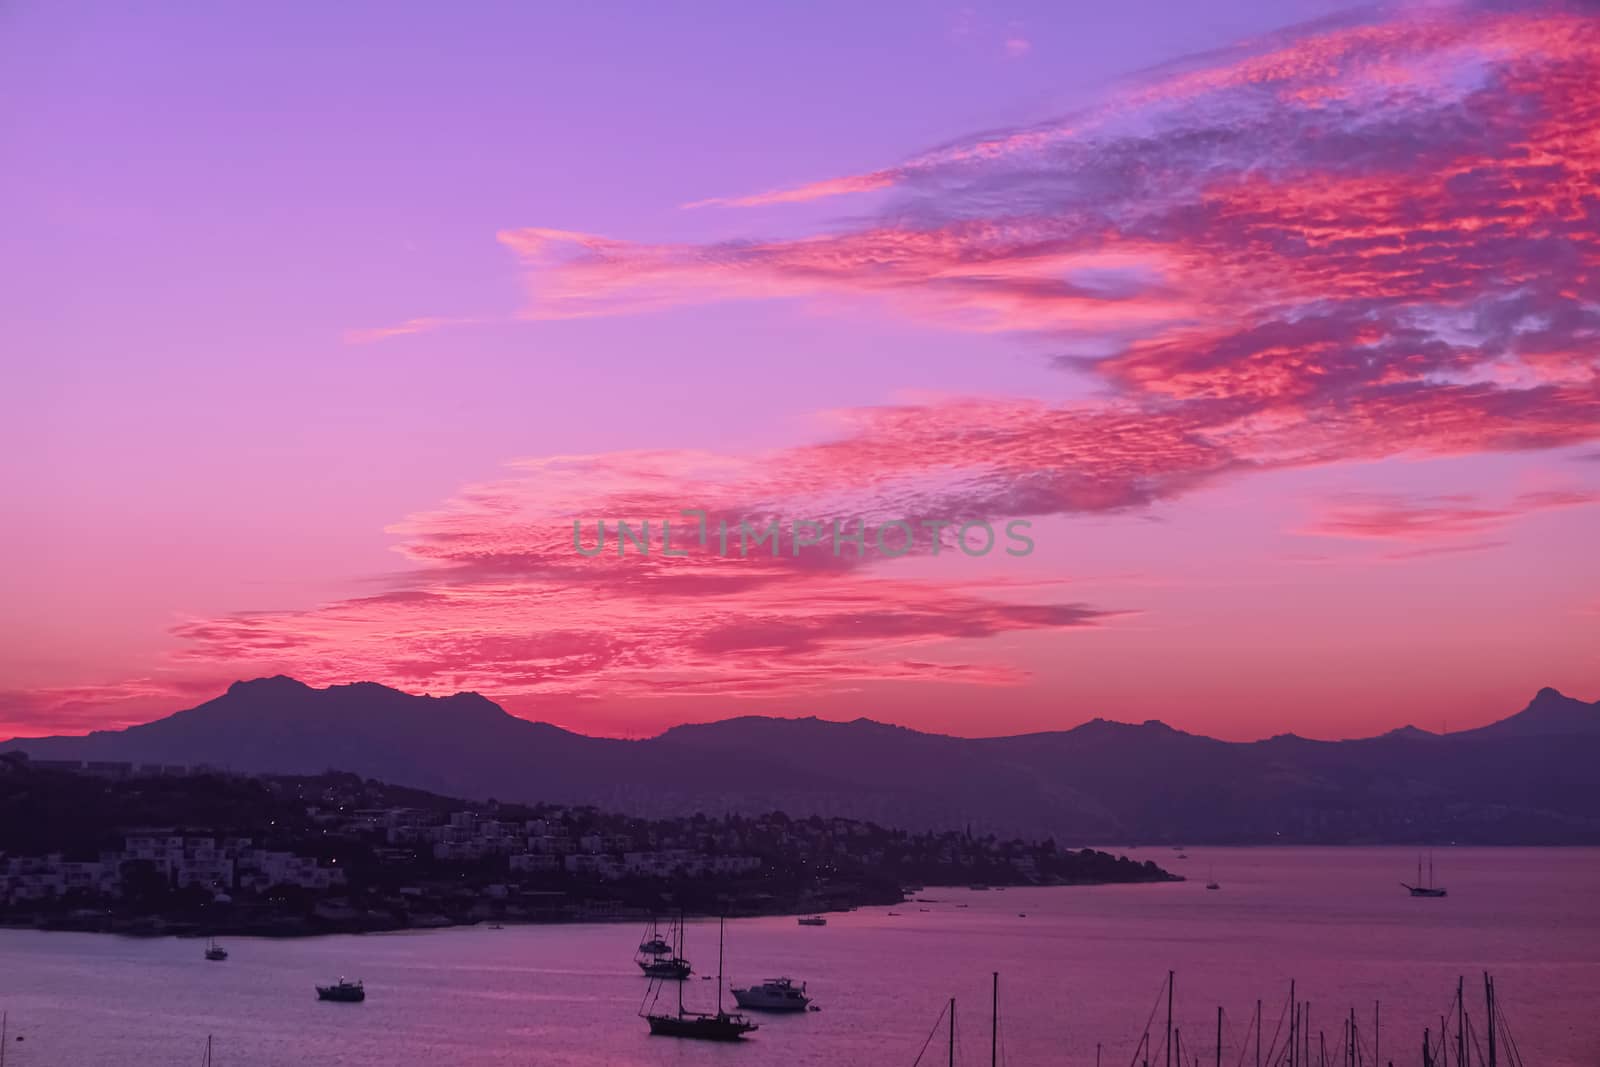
[{"xmin": 2, "ymin": 0, "xmax": 1597, "ymax": 741}]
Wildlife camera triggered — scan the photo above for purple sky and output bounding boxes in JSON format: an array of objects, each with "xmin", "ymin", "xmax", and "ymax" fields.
[{"xmin": 3, "ymin": 1, "xmax": 1596, "ymax": 740}]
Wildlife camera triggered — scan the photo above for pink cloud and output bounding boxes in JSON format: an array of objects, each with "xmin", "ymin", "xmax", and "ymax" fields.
[{"xmin": 1303, "ymin": 489, "xmax": 1599, "ymax": 541}]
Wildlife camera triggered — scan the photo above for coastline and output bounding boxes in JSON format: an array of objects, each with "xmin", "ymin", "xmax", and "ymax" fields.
[{"xmin": 0, "ymin": 872, "xmax": 1181, "ymax": 939}]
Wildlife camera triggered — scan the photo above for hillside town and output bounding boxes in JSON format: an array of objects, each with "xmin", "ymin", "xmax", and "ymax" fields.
[{"xmin": 0, "ymin": 754, "xmax": 1176, "ymax": 934}]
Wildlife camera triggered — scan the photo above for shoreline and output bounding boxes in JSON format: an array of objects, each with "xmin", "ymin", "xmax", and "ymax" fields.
[{"xmin": 0, "ymin": 874, "xmax": 1181, "ymax": 939}]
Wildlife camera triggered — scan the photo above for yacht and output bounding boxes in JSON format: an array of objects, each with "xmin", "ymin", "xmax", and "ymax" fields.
[
  {"xmin": 203, "ymin": 938, "xmax": 228, "ymax": 961},
  {"xmin": 316, "ymin": 978, "xmax": 365, "ymax": 1003},
  {"xmin": 731, "ymin": 976, "xmax": 812, "ymax": 1012},
  {"xmin": 797, "ymin": 915, "xmax": 827, "ymax": 926}
]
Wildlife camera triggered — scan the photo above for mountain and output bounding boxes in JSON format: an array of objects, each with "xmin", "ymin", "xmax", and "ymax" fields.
[{"xmin": 5, "ymin": 678, "xmax": 1598, "ymax": 844}]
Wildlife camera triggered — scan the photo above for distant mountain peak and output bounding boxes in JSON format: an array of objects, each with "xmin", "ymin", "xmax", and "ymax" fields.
[
  {"xmin": 1456, "ymin": 686, "xmax": 1598, "ymax": 738},
  {"xmin": 227, "ymin": 675, "xmax": 311, "ymax": 695},
  {"xmin": 1381, "ymin": 724, "xmax": 1436, "ymax": 740}
]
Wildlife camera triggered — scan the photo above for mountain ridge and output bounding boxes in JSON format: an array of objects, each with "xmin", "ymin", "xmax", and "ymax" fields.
[{"xmin": 4, "ymin": 678, "xmax": 1597, "ymax": 844}]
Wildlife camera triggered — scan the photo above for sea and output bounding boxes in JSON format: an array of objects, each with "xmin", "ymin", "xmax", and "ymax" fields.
[{"xmin": 0, "ymin": 847, "xmax": 1595, "ymax": 1066}]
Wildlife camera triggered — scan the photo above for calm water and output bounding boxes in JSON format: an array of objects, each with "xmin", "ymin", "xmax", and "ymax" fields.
[{"xmin": 1, "ymin": 848, "xmax": 1596, "ymax": 1066}]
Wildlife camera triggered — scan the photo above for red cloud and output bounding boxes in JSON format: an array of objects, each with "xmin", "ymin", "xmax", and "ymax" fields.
[{"xmin": 1304, "ymin": 489, "xmax": 1598, "ymax": 541}]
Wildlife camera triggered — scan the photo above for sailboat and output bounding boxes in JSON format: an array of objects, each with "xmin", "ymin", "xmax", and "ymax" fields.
[
  {"xmin": 637, "ymin": 913, "xmax": 692, "ymax": 979},
  {"xmin": 1402, "ymin": 853, "xmax": 1448, "ymax": 897},
  {"xmin": 1205, "ymin": 865, "xmax": 1220, "ymax": 891},
  {"xmin": 641, "ymin": 916, "xmax": 758, "ymax": 1040},
  {"xmin": 204, "ymin": 937, "xmax": 228, "ymax": 961}
]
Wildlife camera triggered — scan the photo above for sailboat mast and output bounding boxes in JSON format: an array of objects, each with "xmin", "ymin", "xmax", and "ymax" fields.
[
  {"xmin": 949, "ymin": 996, "xmax": 957, "ymax": 1067},
  {"xmin": 1457, "ymin": 977, "xmax": 1466, "ymax": 1067},
  {"xmin": 717, "ymin": 915, "xmax": 726, "ymax": 1015},
  {"xmin": 992, "ymin": 971, "xmax": 999, "ymax": 1067},
  {"xmin": 1290, "ymin": 981, "xmax": 1297, "ymax": 1067},
  {"xmin": 1216, "ymin": 1005, "xmax": 1223, "ymax": 1067},
  {"xmin": 1167, "ymin": 971, "xmax": 1175, "ymax": 1067},
  {"xmin": 1256, "ymin": 999, "xmax": 1263, "ymax": 1067},
  {"xmin": 1485, "ymin": 973, "xmax": 1496, "ymax": 1067}
]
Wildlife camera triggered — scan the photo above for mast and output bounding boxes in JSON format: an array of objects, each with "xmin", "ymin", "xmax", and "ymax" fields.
[
  {"xmin": 992, "ymin": 971, "xmax": 999, "ymax": 1067},
  {"xmin": 1216, "ymin": 1005, "xmax": 1223, "ymax": 1067},
  {"xmin": 717, "ymin": 915, "xmax": 726, "ymax": 1015},
  {"xmin": 1167, "ymin": 971, "xmax": 1175, "ymax": 1067},
  {"xmin": 949, "ymin": 996, "xmax": 957, "ymax": 1067},
  {"xmin": 676, "ymin": 912, "xmax": 685, "ymax": 1016},
  {"xmin": 1256, "ymin": 999, "xmax": 1263, "ymax": 1067},
  {"xmin": 1375, "ymin": 1000, "xmax": 1380, "ymax": 1067},
  {"xmin": 1290, "ymin": 981, "xmax": 1297, "ymax": 1067},
  {"xmin": 1485, "ymin": 973, "xmax": 1496, "ymax": 1067},
  {"xmin": 1457, "ymin": 977, "xmax": 1465, "ymax": 1067}
]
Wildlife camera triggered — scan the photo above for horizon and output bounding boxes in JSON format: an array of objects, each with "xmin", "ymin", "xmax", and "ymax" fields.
[
  {"xmin": 4, "ymin": 673, "xmax": 1592, "ymax": 746},
  {"xmin": 4, "ymin": 0, "xmax": 1598, "ymax": 744}
]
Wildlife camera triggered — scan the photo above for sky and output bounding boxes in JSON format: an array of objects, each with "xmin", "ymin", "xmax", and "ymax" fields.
[{"xmin": 2, "ymin": 0, "xmax": 1597, "ymax": 742}]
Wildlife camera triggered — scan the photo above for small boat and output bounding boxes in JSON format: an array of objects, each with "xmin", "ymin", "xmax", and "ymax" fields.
[
  {"xmin": 637, "ymin": 915, "xmax": 691, "ymax": 978},
  {"xmin": 638, "ymin": 919, "xmax": 672, "ymax": 955},
  {"xmin": 316, "ymin": 978, "xmax": 365, "ymax": 1003},
  {"xmin": 1205, "ymin": 864, "xmax": 1220, "ymax": 890},
  {"xmin": 204, "ymin": 938, "xmax": 228, "ymax": 961},
  {"xmin": 797, "ymin": 915, "xmax": 827, "ymax": 927},
  {"xmin": 731, "ymin": 976, "xmax": 812, "ymax": 1012},
  {"xmin": 642, "ymin": 917, "xmax": 758, "ymax": 1041},
  {"xmin": 1402, "ymin": 853, "xmax": 1447, "ymax": 897},
  {"xmin": 887, "ymin": 911, "xmax": 901, "ymax": 916},
  {"xmin": 487, "ymin": 923, "xmax": 504, "ymax": 930}
]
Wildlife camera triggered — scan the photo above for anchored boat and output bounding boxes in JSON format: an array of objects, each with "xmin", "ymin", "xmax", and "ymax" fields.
[
  {"xmin": 731, "ymin": 976, "xmax": 812, "ymax": 1012},
  {"xmin": 1402, "ymin": 853, "xmax": 1448, "ymax": 897},
  {"xmin": 636, "ymin": 914, "xmax": 692, "ymax": 978},
  {"xmin": 316, "ymin": 978, "xmax": 365, "ymax": 1003}
]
